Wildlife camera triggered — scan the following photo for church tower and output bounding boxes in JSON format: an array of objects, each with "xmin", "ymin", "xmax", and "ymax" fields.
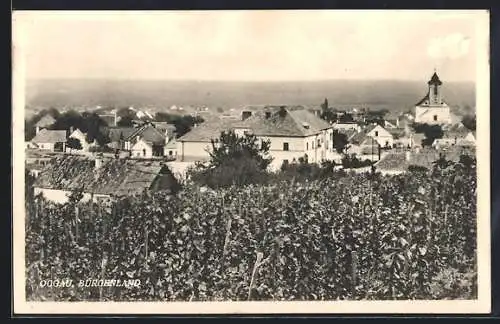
[
  {"xmin": 414, "ymin": 71, "xmax": 451, "ymax": 125},
  {"xmin": 428, "ymin": 71, "xmax": 443, "ymax": 105}
]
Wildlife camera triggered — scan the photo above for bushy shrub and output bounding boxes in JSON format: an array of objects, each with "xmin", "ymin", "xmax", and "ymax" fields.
[
  {"xmin": 342, "ymin": 154, "xmax": 373, "ymax": 169},
  {"xmin": 408, "ymin": 165, "xmax": 428, "ymax": 173},
  {"xmin": 88, "ymin": 145, "xmax": 115, "ymax": 153}
]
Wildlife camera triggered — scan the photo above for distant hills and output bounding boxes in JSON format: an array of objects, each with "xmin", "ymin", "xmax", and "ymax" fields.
[{"xmin": 25, "ymin": 79, "xmax": 476, "ymax": 116}]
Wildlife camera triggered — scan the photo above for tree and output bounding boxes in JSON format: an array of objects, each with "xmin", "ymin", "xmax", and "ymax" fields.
[
  {"xmin": 339, "ymin": 113, "xmax": 354, "ymax": 123},
  {"xmin": 422, "ymin": 124, "xmax": 444, "ymax": 146},
  {"xmin": 412, "ymin": 123, "xmax": 444, "ymax": 146},
  {"xmin": 332, "ymin": 130, "xmax": 349, "ymax": 154},
  {"xmin": 66, "ymin": 137, "xmax": 83, "ymax": 154},
  {"xmin": 154, "ymin": 112, "xmax": 204, "ymax": 138},
  {"xmin": 462, "ymin": 114, "xmax": 476, "ymax": 131},
  {"xmin": 433, "ymin": 153, "xmax": 453, "ymax": 170},
  {"xmin": 321, "ymin": 98, "xmax": 329, "ymax": 112},
  {"xmin": 117, "ymin": 115, "xmax": 134, "ymax": 127},
  {"xmin": 188, "ymin": 131, "xmax": 272, "ymax": 188}
]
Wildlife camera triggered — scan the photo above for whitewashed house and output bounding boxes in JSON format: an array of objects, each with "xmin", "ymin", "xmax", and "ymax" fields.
[
  {"xmin": 31, "ymin": 129, "xmax": 67, "ymax": 152},
  {"xmin": 177, "ymin": 106, "xmax": 335, "ymax": 170},
  {"xmin": 364, "ymin": 124, "xmax": 394, "ymax": 148},
  {"xmin": 125, "ymin": 123, "xmax": 167, "ymax": 158},
  {"xmin": 67, "ymin": 128, "xmax": 96, "ymax": 152}
]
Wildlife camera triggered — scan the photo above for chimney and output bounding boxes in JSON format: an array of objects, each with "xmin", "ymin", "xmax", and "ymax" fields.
[
  {"xmin": 69, "ymin": 126, "xmax": 74, "ymax": 135},
  {"xmin": 95, "ymin": 153, "xmax": 103, "ymax": 170},
  {"xmin": 114, "ymin": 110, "xmax": 118, "ymax": 126}
]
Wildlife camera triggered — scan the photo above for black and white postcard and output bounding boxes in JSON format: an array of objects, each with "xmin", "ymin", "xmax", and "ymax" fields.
[{"xmin": 12, "ymin": 10, "xmax": 491, "ymax": 314}]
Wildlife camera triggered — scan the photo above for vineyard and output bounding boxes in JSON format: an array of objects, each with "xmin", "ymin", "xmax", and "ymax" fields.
[{"xmin": 25, "ymin": 163, "xmax": 477, "ymax": 301}]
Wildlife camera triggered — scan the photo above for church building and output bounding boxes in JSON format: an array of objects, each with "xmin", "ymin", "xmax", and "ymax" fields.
[{"xmin": 414, "ymin": 71, "xmax": 452, "ymax": 125}]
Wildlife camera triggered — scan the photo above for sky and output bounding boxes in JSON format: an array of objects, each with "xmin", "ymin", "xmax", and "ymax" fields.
[{"xmin": 13, "ymin": 10, "xmax": 487, "ymax": 82}]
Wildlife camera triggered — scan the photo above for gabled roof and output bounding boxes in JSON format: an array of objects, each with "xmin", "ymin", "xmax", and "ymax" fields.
[
  {"xmin": 387, "ymin": 128, "xmax": 406, "ymax": 139},
  {"xmin": 428, "ymin": 72, "xmax": 443, "ymax": 85},
  {"xmin": 31, "ymin": 129, "xmax": 67, "ymax": 143},
  {"xmin": 178, "ymin": 119, "xmax": 238, "ymax": 142},
  {"xmin": 126, "ymin": 124, "xmax": 166, "ymax": 145},
  {"xmin": 350, "ymin": 131, "xmax": 369, "ymax": 145},
  {"xmin": 338, "ymin": 129, "xmax": 358, "ymax": 140},
  {"xmin": 34, "ymin": 115, "xmax": 56, "ymax": 128},
  {"xmin": 180, "ymin": 107, "xmax": 332, "ymax": 142},
  {"xmin": 165, "ymin": 139, "xmax": 177, "ymax": 149},
  {"xmin": 237, "ymin": 107, "xmax": 331, "ymax": 137},
  {"xmin": 34, "ymin": 155, "xmax": 177, "ymax": 196},
  {"xmin": 152, "ymin": 122, "xmax": 177, "ymax": 138},
  {"xmin": 376, "ymin": 148, "xmax": 467, "ymax": 171}
]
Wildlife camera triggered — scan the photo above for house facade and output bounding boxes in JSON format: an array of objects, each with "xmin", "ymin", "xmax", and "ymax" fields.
[
  {"xmin": 414, "ymin": 71, "xmax": 452, "ymax": 124},
  {"xmin": 177, "ymin": 107, "xmax": 335, "ymax": 170},
  {"xmin": 67, "ymin": 128, "xmax": 95, "ymax": 152},
  {"xmin": 30, "ymin": 129, "xmax": 67, "ymax": 152},
  {"xmin": 124, "ymin": 123, "xmax": 167, "ymax": 158},
  {"xmin": 365, "ymin": 124, "xmax": 394, "ymax": 148}
]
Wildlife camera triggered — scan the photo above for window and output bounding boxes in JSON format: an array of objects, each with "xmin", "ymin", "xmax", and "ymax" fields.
[
  {"xmin": 283, "ymin": 142, "xmax": 289, "ymax": 151},
  {"xmin": 169, "ymin": 150, "xmax": 173, "ymax": 156},
  {"xmin": 433, "ymin": 115, "xmax": 438, "ymax": 121},
  {"xmin": 312, "ymin": 141, "xmax": 315, "ymax": 149},
  {"xmin": 143, "ymin": 149, "xmax": 146, "ymax": 156},
  {"xmin": 306, "ymin": 142, "xmax": 309, "ymax": 150},
  {"xmin": 375, "ymin": 131, "xmax": 379, "ymax": 137}
]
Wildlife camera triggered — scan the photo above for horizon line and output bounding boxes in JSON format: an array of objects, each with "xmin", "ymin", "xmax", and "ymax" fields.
[{"xmin": 25, "ymin": 77, "xmax": 476, "ymax": 84}]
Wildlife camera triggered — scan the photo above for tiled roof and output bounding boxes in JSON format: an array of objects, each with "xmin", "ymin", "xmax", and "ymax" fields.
[
  {"xmin": 387, "ymin": 128, "xmax": 406, "ymax": 139},
  {"xmin": 338, "ymin": 129, "xmax": 358, "ymax": 140},
  {"xmin": 34, "ymin": 155, "xmax": 177, "ymax": 196},
  {"xmin": 376, "ymin": 148, "xmax": 468, "ymax": 171},
  {"xmin": 31, "ymin": 129, "xmax": 67, "ymax": 143},
  {"xmin": 152, "ymin": 122, "xmax": 176, "ymax": 136},
  {"xmin": 350, "ymin": 131, "xmax": 368, "ymax": 145},
  {"xmin": 165, "ymin": 139, "xmax": 177, "ymax": 149},
  {"xmin": 179, "ymin": 107, "xmax": 332, "ymax": 142},
  {"xmin": 237, "ymin": 107, "xmax": 331, "ymax": 137},
  {"xmin": 349, "ymin": 124, "xmax": 380, "ymax": 144},
  {"xmin": 126, "ymin": 124, "xmax": 166, "ymax": 145},
  {"xmin": 178, "ymin": 119, "xmax": 237, "ymax": 142},
  {"xmin": 34, "ymin": 115, "xmax": 56, "ymax": 127}
]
